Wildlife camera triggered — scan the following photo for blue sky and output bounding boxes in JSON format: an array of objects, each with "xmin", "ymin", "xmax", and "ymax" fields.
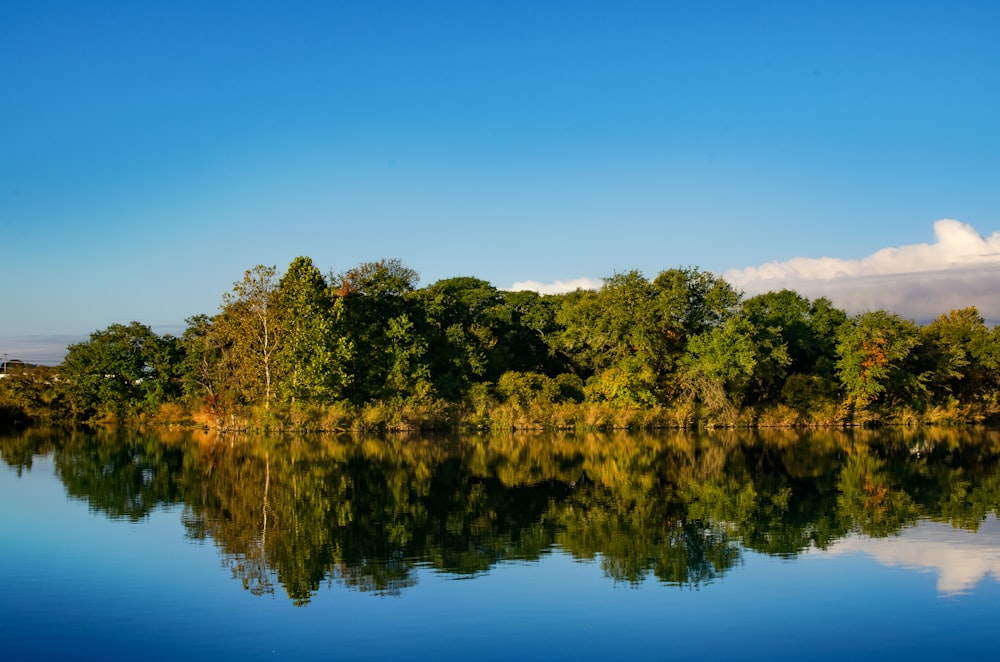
[{"xmin": 3, "ymin": 1, "xmax": 999, "ymax": 364}]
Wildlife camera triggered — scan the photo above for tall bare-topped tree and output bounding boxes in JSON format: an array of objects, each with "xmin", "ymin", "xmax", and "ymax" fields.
[{"xmin": 220, "ymin": 265, "xmax": 281, "ymax": 410}]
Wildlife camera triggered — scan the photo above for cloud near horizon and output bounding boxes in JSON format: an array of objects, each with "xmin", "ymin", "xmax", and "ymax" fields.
[
  {"xmin": 725, "ymin": 219, "xmax": 1000, "ymax": 323},
  {"xmin": 11, "ymin": 221, "xmax": 1000, "ymax": 365},
  {"xmin": 508, "ymin": 277, "xmax": 604, "ymax": 295},
  {"xmin": 509, "ymin": 220, "xmax": 1000, "ymax": 324}
]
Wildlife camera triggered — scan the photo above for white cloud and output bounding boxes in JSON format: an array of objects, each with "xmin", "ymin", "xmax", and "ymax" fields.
[
  {"xmin": 508, "ymin": 277, "xmax": 603, "ymax": 295},
  {"xmin": 725, "ymin": 220, "xmax": 1000, "ymax": 323},
  {"xmin": 821, "ymin": 515, "xmax": 1000, "ymax": 595},
  {"xmin": 0, "ymin": 334, "xmax": 85, "ymax": 366}
]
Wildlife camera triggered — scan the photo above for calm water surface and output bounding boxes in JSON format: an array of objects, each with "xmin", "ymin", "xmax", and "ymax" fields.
[{"xmin": 2, "ymin": 427, "xmax": 999, "ymax": 660}]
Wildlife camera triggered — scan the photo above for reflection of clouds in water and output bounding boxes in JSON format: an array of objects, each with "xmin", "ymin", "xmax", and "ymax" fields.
[{"xmin": 822, "ymin": 515, "xmax": 1000, "ymax": 595}]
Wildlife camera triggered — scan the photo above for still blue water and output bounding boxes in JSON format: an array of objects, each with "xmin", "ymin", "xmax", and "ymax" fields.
[{"xmin": 2, "ymin": 429, "xmax": 999, "ymax": 660}]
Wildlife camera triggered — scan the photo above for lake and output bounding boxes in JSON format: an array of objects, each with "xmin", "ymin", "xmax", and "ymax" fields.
[{"xmin": 2, "ymin": 426, "xmax": 999, "ymax": 660}]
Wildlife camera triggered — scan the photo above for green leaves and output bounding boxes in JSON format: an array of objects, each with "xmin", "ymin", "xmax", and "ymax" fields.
[
  {"xmin": 49, "ymin": 255, "xmax": 1000, "ymax": 427},
  {"xmin": 218, "ymin": 265, "xmax": 281, "ymax": 409},
  {"xmin": 685, "ymin": 314, "xmax": 791, "ymax": 413},
  {"xmin": 919, "ymin": 307, "xmax": 999, "ymax": 404},
  {"xmin": 836, "ymin": 311, "xmax": 922, "ymax": 411},
  {"xmin": 552, "ymin": 268, "xmax": 741, "ymax": 407},
  {"xmin": 276, "ymin": 257, "xmax": 352, "ymax": 404},
  {"xmin": 60, "ymin": 321, "xmax": 180, "ymax": 420}
]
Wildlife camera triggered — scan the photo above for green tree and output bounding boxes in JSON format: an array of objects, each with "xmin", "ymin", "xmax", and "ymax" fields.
[
  {"xmin": 918, "ymin": 307, "xmax": 1000, "ymax": 407},
  {"xmin": 496, "ymin": 371, "xmax": 560, "ymax": 410},
  {"xmin": 549, "ymin": 287, "xmax": 607, "ymax": 379},
  {"xmin": 652, "ymin": 266, "xmax": 741, "ymax": 339},
  {"xmin": 739, "ymin": 291, "xmax": 847, "ymax": 413},
  {"xmin": 683, "ymin": 314, "xmax": 791, "ymax": 415},
  {"xmin": 335, "ymin": 257, "xmax": 419, "ymax": 298},
  {"xmin": 336, "ymin": 259, "xmax": 427, "ymax": 403},
  {"xmin": 179, "ymin": 314, "xmax": 231, "ymax": 422},
  {"xmin": 60, "ymin": 322, "xmax": 181, "ymax": 420},
  {"xmin": 383, "ymin": 313, "xmax": 433, "ymax": 401},
  {"xmin": 805, "ymin": 297, "xmax": 851, "ymax": 379},
  {"xmin": 419, "ymin": 276, "xmax": 507, "ymax": 399},
  {"xmin": 216, "ymin": 265, "xmax": 282, "ymax": 409},
  {"xmin": 275, "ymin": 257, "xmax": 352, "ymax": 405},
  {"xmin": 493, "ymin": 290, "xmax": 566, "ymax": 377},
  {"xmin": 0, "ymin": 364, "xmax": 62, "ymax": 426},
  {"xmin": 551, "ymin": 268, "xmax": 740, "ymax": 406},
  {"xmin": 741, "ymin": 290, "xmax": 847, "ymax": 379},
  {"xmin": 836, "ymin": 310, "xmax": 922, "ymax": 412},
  {"xmin": 550, "ymin": 271, "xmax": 662, "ymax": 405}
]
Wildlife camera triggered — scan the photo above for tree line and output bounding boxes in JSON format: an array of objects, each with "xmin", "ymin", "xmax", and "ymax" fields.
[{"xmin": 3, "ymin": 256, "xmax": 1000, "ymax": 429}]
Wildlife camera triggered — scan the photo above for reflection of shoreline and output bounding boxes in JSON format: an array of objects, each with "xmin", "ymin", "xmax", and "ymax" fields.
[{"xmin": 821, "ymin": 515, "xmax": 1000, "ymax": 595}]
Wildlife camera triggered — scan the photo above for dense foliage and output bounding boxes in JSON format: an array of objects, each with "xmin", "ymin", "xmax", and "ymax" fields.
[
  {"xmin": 5, "ymin": 257, "xmax": 1000, "ymax": 429},
  {"xmin": 4, "ymin": 426, "xmax": 999, "ymax": 602}
]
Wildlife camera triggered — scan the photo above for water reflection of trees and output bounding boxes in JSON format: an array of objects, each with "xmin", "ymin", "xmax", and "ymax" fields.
[
  {"xmin": 9, "ymin": 426, "xmax": 1000, "ymax": 604},
  {"xmin": 0, "ymin": 427, "xmax": 57, "ymax": 476},
  {"xmin": 55, "ymin": 428, "xmax": 187, "ymax": 520}
]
